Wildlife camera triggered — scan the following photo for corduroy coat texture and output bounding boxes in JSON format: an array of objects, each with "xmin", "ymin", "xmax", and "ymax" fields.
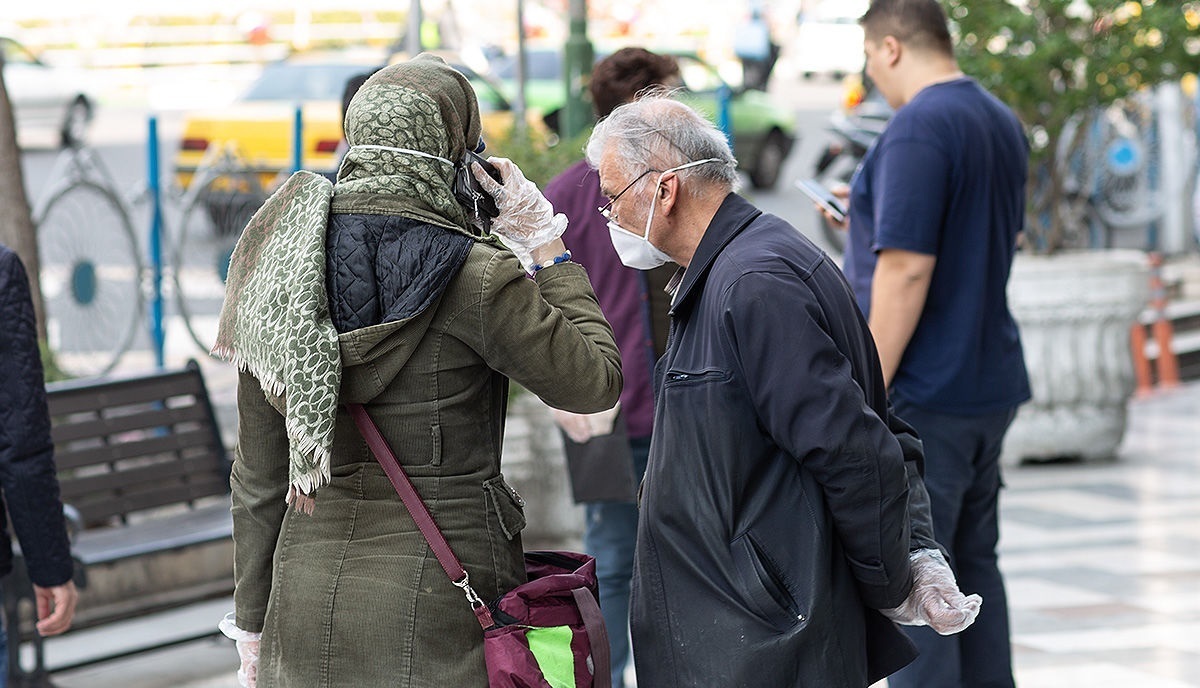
[{"xmin": 231, "ymin": 230, "xmax": 621, "ymax": 687}]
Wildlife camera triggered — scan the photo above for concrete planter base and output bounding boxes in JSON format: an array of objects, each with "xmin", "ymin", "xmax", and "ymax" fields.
[{"xmin": 1004, "ymin": 250, "xmax": 1149, "ymax": 463}]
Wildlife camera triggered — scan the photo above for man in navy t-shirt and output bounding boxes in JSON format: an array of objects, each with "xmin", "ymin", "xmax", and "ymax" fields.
[{"xmin": 841, "ymin": 1, "xmax": 1030, "ymax": 686}]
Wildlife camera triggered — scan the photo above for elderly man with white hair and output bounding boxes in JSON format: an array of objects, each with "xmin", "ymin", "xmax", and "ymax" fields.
[{"xmin": 587, "ymin": 95, "xmax": 982, "ymax": 687}]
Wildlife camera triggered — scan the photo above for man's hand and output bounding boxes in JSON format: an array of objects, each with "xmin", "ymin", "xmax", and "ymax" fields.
[
  {"xmin": 34, "ymin": 581, "xmax": 78, "ymax": 636},
  {"xmin": 882, "ymin": 550, "xmax": 982, "ymax": 635},
  {"xmin": 817, "ymin": 183, "xmax": 851, "ymax": 230}
]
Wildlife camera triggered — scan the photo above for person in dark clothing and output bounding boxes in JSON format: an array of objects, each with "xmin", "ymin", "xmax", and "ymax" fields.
[
  {"xmin": 0, "ymin": 244, "xmax": 79, "ymax": 684},
  {"xmin": 837, "ymin": 2, "xmax": 1031, "ymax": 686},
  {"xmin": 541, "ymin": 47, "xmax": 681, "ymax": 688},
  {"xmin": 586, "ymin": 95, "xmax": 983, "ymax": 687}
]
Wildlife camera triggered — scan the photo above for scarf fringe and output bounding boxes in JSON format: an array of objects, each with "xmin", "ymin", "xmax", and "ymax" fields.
[
  {"xmin": 214, "ymin": 346, "xmax": 335, "ymax": 513},
  {"xmin": 212, "ymin": 347, "xmax": 289, "ymax": 399}
]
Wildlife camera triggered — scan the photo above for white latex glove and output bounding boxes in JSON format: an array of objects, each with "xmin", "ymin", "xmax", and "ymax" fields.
[
  {"xmin": 881, "ymin": 549, "xmax": 982, "ymax": 635},
  {"xmin": 220, "ymin": 612, "xmax": 262, "ymax": 687},
  {"xmin": 472, "ymin": 157, "xmax": 568, "ymax": 271},
  {"xmin": 552, "ymin": 404, "xmax": 620, "ymax": 443}
]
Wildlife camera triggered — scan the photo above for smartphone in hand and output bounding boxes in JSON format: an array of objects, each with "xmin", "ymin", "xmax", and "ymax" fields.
[
  {"xmin": 454, "ymin": 151, "xmax": 502, "ymax": 222},
  {"xmin": 795, "ymin": 178, "xmax": 847, "ymax": 223}
]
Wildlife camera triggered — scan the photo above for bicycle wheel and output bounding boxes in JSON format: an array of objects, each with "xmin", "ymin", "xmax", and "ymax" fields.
[
  {"xmin": 36, "ymin": 180, "xmax": 143, "ymax": 378},
  {"xmin": 172, "ymin": 172, "xmax": 265, "ymax": 355}
]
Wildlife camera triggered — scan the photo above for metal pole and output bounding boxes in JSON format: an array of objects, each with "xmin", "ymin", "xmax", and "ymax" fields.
[
  {"xmin": 560, "ymin": 0, "xmax": 593, "ymax": 139},
  {"xmin": 292, "ymin": 105, "xmax": 303, "ymax": 173},
  {"xmin": 717, "ymin": 84, "xmax": 733, "ymax": 143},
  {"xmin": 514, "ymin": 0, "xmax": 527, "ymax": 136},
  {"xmin": 147, "ymin": 117, "xmax": 165, "ymax": 368},
  {"xmin": 1157, "ymin": 83, "xmax": 1190, "ymax": 254},
  {"xmin": 408, "ymin": 0, "xmax": 423, "ymax": 56}
]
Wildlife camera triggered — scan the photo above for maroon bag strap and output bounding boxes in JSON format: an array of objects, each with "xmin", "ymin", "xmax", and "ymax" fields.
[
  {"xmin": 347, "ymin": 403, "xmax": 495, "ymax": 630},
  {"xmin": 572, "ymin": 588, "xmax": 613, "ymax": 688}
]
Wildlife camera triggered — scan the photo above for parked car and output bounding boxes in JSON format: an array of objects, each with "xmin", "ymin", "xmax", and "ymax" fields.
[
  {"xmin": 174, "ymin": 51, "xmax": 526, "ymax": 194},
  {"xmin": 1, "ymin": 36, "xmax": 94, "ymax": 147},
  {"xmin": 490, "ymin": 48, "xmax": 797, "ymax": 189},
  {"xmin": 793, "ymin": 0, "xmax": 868, "ymax": 80}
]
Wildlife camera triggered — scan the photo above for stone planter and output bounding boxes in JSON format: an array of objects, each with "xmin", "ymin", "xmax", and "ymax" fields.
[
  {"xmin": 502, "ymin": 392, "xmax": 585, "ymax": 549},
  {"xmin": 1003, "ymin": 250, "xmax": 1149, "ymax": 463}
]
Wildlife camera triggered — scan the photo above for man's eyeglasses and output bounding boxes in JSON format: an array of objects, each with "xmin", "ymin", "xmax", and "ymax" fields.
[{"xmin": 598, "ymin": 168, "xmax": 660, "ymax": 221}]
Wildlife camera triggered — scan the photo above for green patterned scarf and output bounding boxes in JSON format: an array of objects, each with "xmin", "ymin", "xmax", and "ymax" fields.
[{"xmin": 213, "ymin": 54, "xmax": 486, "ymax": 511}]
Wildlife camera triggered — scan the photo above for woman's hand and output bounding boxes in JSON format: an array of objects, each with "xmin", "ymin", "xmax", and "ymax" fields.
[{"xmin": 472, "ymin": 157, "xmax": 569, "ymax": 271}]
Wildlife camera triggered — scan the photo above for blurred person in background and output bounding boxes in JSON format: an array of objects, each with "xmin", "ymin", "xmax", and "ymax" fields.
[
  {"xmin": 542, "ymin": 46, "xmax": 682, "ymax": 688},
  {"xmin": 215, "ymin": 54, "xmax": 620, "ymax": 687},
  {"xmin": 0, "ymin": 244, "xmax": 79, "ymax": 685},
  {"xmin": 733, "ymin": 4, "xmax": 780, "ymax": 91},
  {"xmin": 831, "ymin": 1, "xmax": 1031, "ymax": 685}
]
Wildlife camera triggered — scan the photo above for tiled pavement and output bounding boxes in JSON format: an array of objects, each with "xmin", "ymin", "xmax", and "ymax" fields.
[
  {"xmin": 998, "ymin": 384, "xmax": 1200, "ymax": 688},
  {"xmin": 41, "ymin": 380, "xmax": 1200, "ymax": 687}
]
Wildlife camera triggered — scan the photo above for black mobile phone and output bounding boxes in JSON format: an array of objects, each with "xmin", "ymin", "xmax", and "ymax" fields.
[
  {"xmin": 795, "ymin": 178, "xmax": 847, "ymax": 223},
  {"xmin": 453, "ymin": 150, "xmax": 502, "ymax": 223}
]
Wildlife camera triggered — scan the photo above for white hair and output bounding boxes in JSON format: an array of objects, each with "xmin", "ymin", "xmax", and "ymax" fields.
[{"xmin": 586, "ymin": 94, "xmax": 740, "ymax": 197}]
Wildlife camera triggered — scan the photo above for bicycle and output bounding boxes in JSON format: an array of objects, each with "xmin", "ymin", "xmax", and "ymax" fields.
[
  {"xmin": 33, "ymin": 144, "xmax": 144, "ymax": 378},
  {"xmin": 32, "ymin": 140, "xmax": 269, "ymax": 377},
  {"xmin": 168, "ymin": 142, "xmax": 269, "ymax": 356}
]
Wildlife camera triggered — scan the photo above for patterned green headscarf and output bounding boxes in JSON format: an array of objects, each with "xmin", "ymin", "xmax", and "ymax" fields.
[
  {"xmin": 215, "ymin": 54, "xmax": 489, "ymax": 511},
  {"xmin": 333, "ymin": 53, "xmax": 486, "ymax": 239}
]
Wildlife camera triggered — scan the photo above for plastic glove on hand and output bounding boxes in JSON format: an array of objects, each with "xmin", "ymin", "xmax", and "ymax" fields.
[
  {"xmin": 220, "ymin": 612, "xmax": 263, "ymax": 688},
  {"xmin": 471, "ymin": 157, "xmax": 568, "ymax": 269},
  {"xmin": 882, "ymin": 549, "xmax": 982, "ymax": 635}
]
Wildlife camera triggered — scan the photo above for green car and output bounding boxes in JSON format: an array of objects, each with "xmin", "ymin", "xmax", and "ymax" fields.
[{"xmin": 491, "ymin": 49, "xmax": 797, "ymax": 190}]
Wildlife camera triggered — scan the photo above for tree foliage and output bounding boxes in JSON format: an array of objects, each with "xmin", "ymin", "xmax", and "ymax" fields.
[{"xmin": 945, "ymin": 0, "xmax": 1200, "ymax": 251}]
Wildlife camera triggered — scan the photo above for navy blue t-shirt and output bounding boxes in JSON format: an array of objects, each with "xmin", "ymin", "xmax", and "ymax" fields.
[{"xmin": 844, "ymin": 77, "xmax": 1031, "ymax": 415}]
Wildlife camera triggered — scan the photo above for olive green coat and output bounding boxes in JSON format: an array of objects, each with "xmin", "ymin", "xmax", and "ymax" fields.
[{"xmin": 230, "ymin": 243, "xmax": 622, "ymax": 687}]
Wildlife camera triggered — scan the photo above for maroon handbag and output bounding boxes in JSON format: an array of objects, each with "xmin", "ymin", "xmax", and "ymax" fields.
[{"xmin": 348, "ymin": 404, "xmax": 612, "ymax": 688}]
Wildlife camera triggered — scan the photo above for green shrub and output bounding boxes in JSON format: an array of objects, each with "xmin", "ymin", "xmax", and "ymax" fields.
[
  {"xmin": 40, "ymin": 341, "xmax": 70, "ymax": 383},
  {"xmin": 488, "ymin": 125, "xmax": 593, "ymax": 189},
  {"xmin": 946, "ymin": 0, "xmax": 1200, "ymax": 252}
]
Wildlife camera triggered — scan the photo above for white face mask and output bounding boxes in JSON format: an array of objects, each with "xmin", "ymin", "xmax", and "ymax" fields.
[
  {"xmin": 607, "ymin": 220, "xmax": 674, "ymax": 269},
  {"xmin": 347, "ymin": 144, "xmax": 454, "ymax": 167},
  {"xmin": 603, "ymin": 158, "xmax": 722, "ymax": 270}
]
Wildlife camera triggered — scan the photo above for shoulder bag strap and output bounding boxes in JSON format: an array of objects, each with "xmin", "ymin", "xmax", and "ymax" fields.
[
  {"xmin": 572, "ymin": 588, "xmax": 613, "ymax": 688},
  {"xmin": 346, "ymin": 403, "xmax": 495, "ymax": 629}
]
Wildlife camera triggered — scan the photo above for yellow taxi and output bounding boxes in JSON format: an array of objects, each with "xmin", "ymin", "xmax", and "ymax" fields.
[{"xmin": 173, "ymin": 51, "xmax": 532, "ymax": 194}]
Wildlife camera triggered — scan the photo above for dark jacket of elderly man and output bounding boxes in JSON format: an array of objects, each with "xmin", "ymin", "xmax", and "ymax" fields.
[{"xmin": 633, "ymin": 194, "xmax": 934, "ymax": 687}]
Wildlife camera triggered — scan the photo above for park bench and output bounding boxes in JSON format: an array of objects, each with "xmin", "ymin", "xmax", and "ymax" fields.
[{"xmin": 3, "ymin": 360, "xmax": 233, "ymax": 686}]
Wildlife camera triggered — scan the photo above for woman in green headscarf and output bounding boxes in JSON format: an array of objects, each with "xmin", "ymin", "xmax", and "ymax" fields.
[{"xmin": 216, "ymin": 54, "xmax": 621, "ymax": 686}]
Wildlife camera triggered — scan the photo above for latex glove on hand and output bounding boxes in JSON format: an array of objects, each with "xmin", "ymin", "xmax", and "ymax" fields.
[
  {"xmin": 472, "ymin": 157, "xmax": 568, "ymax": 272},
  {"xmin": 882, "ymin": 549, "xmax": 982, "ymax": 635},
  {"xmin": 220, "ymin": 612, "xmax": 263, "ymax": 688}
]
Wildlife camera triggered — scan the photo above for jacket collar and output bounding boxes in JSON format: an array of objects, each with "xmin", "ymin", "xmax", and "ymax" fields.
[{"xmin": 670, "ymin": 193, "xmax": 762, "ymax": 316}]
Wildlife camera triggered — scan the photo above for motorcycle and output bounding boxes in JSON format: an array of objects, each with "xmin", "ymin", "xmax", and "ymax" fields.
[{"xmin": 805, "ymin": 79, "xmax": 892, "ymax": 253}]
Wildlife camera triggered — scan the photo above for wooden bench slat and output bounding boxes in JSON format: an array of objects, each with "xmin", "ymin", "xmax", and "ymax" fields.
[
  {"xmin": 59, "ymin": 454, "xmax": 227, "ymax": 501},
  {"xmin": 73, "ymin": 477, "xmax": 232, "ymax": 524},
  {"xmin": 54, "ymin": 427, "xmax": 220, "ymax": 471},
  {"xmin": 47, "ymin": 370, "xmax": 206, "ymax": 415},
  {"xmin": 51, "ymin": 403, "xmax": 211, "ymax": 444}
]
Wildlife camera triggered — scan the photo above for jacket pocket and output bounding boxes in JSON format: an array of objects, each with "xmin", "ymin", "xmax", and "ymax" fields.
[
  {"xmin": 429, "ymin": 423, "xmax": 443, "ymax": 466},
  {"xmin": 663, "ymin": 367, "xmax": 731, "ymax": 387},
  {"xmin": 731, "ymin": 532, "xmax": 804, "ymax": 630},
  {"xmin": 484, "ymin": 475, "xmax": 527, "ymax": 541}
]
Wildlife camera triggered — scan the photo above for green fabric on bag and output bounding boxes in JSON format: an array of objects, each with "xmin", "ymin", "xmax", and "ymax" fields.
[{"xmin": 526, "ymin": 625, "xmax": 576, "ymax": 688}]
